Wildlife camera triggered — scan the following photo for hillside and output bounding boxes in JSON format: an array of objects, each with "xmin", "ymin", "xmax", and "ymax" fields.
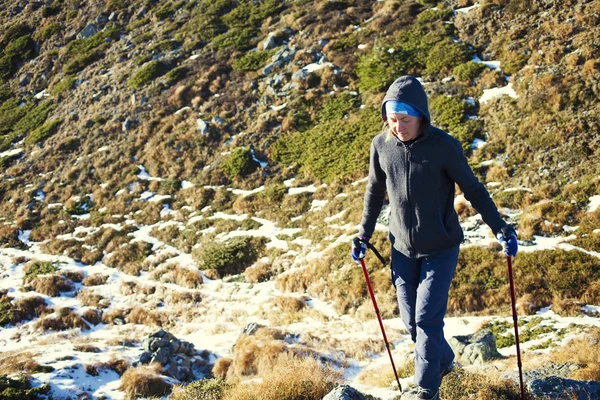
[{"xmin": 1, "ymin": 0, "xmax": 600, "ymax": 399}]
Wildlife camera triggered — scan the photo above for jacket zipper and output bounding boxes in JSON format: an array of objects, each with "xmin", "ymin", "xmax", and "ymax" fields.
[{"xmin": 404, "ymin": 144, "xmax": 416, "ymax": 257}]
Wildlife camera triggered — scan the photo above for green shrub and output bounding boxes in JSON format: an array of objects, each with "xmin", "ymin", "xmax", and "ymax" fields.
[
  {"xmin": 0, "ymin": 375, "xmax": 50, "ymax": 399},
  {"xmin": 24, "ymin": 261, "xmax": 59, "ymax": 281},
  {"xmin": 63, "ymin": 50, "xmax": 103, "ymax": 74},
  {"xmin": 233, "ymin": 49, "xmax": 276, "ymax": 71},
  {"xmin": 51, "ymin": 76, "xmax": 76, "ymax": 96},
  {"xmin": 25, "ymin": 119, "xmax": 62, "ymax": 146},
  {"xmin": 151, "ymin": 39, "xmax": 181, "ymax": 52},
  {"xmin": 355, "ymin": 47, "xmax": 401, "ymax": 93},
  {"xmin": 424, "ymin": 39, "xmax": 471, "ymax": 76},
  {"xmin": 221, "ymin": 147, "xmax": 256, "ymax": 180},
  {"xmin": 62, "ymin": 26, "xmax": 119, "ymax": 63},
  {"xmin": 170, "ymin": 379, "xmax": 227, "ymax": 400},
  {"xmin": 165, "ymin": 66, "xmax": 189, "ymax": 84},
  {"xmin": 454, "ymin": 61, "xmax": 486, "ymax": 82},
  {"xmin": 261, "ymin": 182, "xmax": 288, "ymax": 203},
  {"xmin": 192, "ymin": 236, "xmax": 265, "ymax": 277},
  {"xmin": 42, "ymin": 4, "xmax": 61, "ymax": 17},
  {"xmin": 272, "ymin": 107, "xmax": 380, "ymax": 183},
  {"xmin": 430, "ymin": 94, "xmax": 482, "ymax": 150},
  {"xmin": 128, "ymin": 61, "xmax": 165, "ymax": 88},
  {"xmin": 416, "ymin": 7, "xmax": 452, "ymax": 23},
  {"xmin": 1, "ymin": 24, "xmax": 33, "ymax": 48},
  {"xmin": 37, "ymin": 23, "xmax": 62, "ymax": 40},
  {"xmin": 4, "ymin": 35, "xmax": 35, "ymax": 59},
  {"xmin": 154, "ymin": 3, "xmax": 174, "ymax": 20},
  {"xmin": 11, "ymin": 100, "xmax": 55, "ymax": 139},
  {"xmin": 331, "ymin": 35, "xmax": 358, "ymax": 51},
  {"xmin": 317, "ymin": 92, "xmax": 357, "ymax": 122},
  {"xmin": 0, "ymin": 56, "xmax": 16, "ymax": 80}
]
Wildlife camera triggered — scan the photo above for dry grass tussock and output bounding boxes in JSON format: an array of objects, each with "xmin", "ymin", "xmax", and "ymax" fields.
[
  {"xmin": 357, "ymin": 356, "xmax": 414, "ymax": 388},
  {"xmin": 224, "ymin": 353, "xmax": 341, "ymax": 400},
  {"xmin": 439, "ymin": 366, "xmax": 526, "ymax": 400},
  {"xmin": 82, "ymin": 273, "xmax": 109, "ymax": 286},
  {"xmin": 549, "ymin": 327, "xmax": 600, "ymax": 381},
  {"xmin": 120, "ymin": 363, "xmax": 172, "ymax": 400},
  {"xmin": 78, "ymin": 288, "xmax": 110, "ymax": 308},
  {"xmin": 150, "ymin": 263, "xmax": 203, "ymax": 288},
  {"xmin": 34, "ymin": 307, "xmax": 90, "ymax": 332},
  {"xmin": 223, "ymin": 327, "xmax": 290, "ymax": 379},
  {"xmin": 25, "ymin": 274, "xmax": 74, "ymax": 297},
  {"xmin": 0, "ymin": 351, "xmax": 55, "ymax": 375}
]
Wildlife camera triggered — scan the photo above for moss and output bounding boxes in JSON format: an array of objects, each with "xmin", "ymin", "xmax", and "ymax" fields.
[
  {"xmin": 25, "ymin": 119, "xmax": 62, "ymax": 146},
  {"xmin": 220, "ymin": 147, "xmax": 256, "ymax": 180},
  {"xmin": 192, "ymin": 236, "xmax": 265, "ymax": 277},
  {"xmin": 232, "ymin": 48, "xmax": 277, "ymax": 71},
  {"xmin": 128, "ymin": 61, "xmax": 166, "ymax": 89},
  {"xmin": 272, "ymin": 107, "xmax": 380, "ymax": 183}
]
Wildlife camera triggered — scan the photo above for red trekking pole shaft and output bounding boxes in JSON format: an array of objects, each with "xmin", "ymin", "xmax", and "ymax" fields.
[
  {"xmin": 359, "ymin": 258, "xmax": 402, "ymax": 391},
  {"xmin": 507, "ymin": 256, "xmax": 525, "ymax": 400}
]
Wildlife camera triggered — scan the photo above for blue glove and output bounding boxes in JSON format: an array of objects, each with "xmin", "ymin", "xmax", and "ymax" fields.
[
  {"xmin": 496, "ymin": 225, "xmax": 518, "ymax": 257},
  {"xmin": 351, "ymin": 236, "xmax": 369, "ymax": 263}
]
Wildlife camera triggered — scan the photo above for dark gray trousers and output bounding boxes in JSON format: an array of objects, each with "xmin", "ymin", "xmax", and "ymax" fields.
[{"xmin": 391, "ymin": 245, "xmax": 459, "ymax": 392}]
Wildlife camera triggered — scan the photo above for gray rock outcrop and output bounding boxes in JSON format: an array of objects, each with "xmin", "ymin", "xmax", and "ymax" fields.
[
  {"xmin": 322, "ymin": 385, "xmax": 367, "ymax": 400},
  {"xmin": 449, "ymin": 329, "xmax": 502, "ymax": 365},
  {"xmin": 77, "ymin": 24, "xmax": 98, "ymax": 39}
]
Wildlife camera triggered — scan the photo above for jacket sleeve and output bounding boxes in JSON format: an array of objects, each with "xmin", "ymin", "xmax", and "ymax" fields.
[
  {"xmin": 445, "ymin": 139, "xmax": 506, "ymax": 235},
  {"xmin": 358, "ymin": 139, "xmax": 387, "ymax": 238}
]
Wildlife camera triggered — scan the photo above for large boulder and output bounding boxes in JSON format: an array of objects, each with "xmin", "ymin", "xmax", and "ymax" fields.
[
  {"xmin": 77, "ymin": 24, "xmax": 98, "ymax": 39},
  {"xmin": 449, "ymin": 329, "xmax": 502, "ymax": 365}
]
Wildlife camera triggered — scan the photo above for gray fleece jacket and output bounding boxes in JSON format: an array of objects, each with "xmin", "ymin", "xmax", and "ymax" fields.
[{"xmin": 359, "ymin": 76, "xmax": 506, "ymax": 258}]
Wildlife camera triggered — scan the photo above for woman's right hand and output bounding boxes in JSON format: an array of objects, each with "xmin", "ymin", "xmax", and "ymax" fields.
[{"xmin": 351, "ymin": 236, "xmax": 369, "ymax": 263}]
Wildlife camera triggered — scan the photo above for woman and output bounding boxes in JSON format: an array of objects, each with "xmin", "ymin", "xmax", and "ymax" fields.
[{"xmin": 351, "ymin": 76, "xmax": 518, "ymax": 400}]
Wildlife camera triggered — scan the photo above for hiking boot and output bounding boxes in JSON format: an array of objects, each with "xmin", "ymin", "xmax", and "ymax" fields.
[{"xmin": 401, "ymin": 386, "xmax": 440, "ymax": 400}]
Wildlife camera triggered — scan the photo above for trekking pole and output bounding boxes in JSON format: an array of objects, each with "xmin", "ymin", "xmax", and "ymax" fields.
[
  {"xmin": 507, "ymin": 256, "xmax": 525, "ymax": 400},
  {"xmin": 354, "ymin": 239, "xmax": 402, "ymax": 391}
]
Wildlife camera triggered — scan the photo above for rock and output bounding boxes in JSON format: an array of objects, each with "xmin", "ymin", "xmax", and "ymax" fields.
[
  {"xmin": 262, "ymin": 34, "xmax": 277, "ymax": 50},
  {"xmin": 323, "ymin": 385, "xmax": 367, "ymax": 400},
  {"xmin": 242, "ymin": 322, "xmax": 263, "ymax": 336},
  {"xmin": 151, "ymin": 346, "xmax": 172, "ymax": 366},
  {"xmin": 139, "ymin": 351, "xmax": 152, "ymax": 364},
  {"xmin": 108, "ymin": 12, "xmax": 117, "ymax": 21},
  {"xmin": 449, "ymin": 329, "xmax": 502, "ymax": 365},
  {"xmin": 19, "ymin": 73, "xmax": 32, "ymax": 87},
  {"xmin": 319, "ymin": 39, "xmax": 330, "ymax": 47},
  {"xmin": 196, "ymin": 119, "xmax": 209, "ymax": 134},
  {"xmin": 262, "ymin": 61, "xmax": 281, "ymax": 76},
  {"xmin": 122, "ymin": 118, "xmax": 132, "ymax": 132},
  {"xmin": 77, "ymin": 24, "xmax": 98, "ymax": 39},
  {"xmin": 136, "ymin": 6, "xmax": 148, "ymax": 18},
  {"xmin": 529, "ymin": 376, "xmax": 600, "ymax": 400},
  {"xmin": 96, "ymin": 15, "xmax": 108, "ymax": 25},
  {"xmin": 212, "ymin": 116, "xmax": 226, "ymax": 125}
]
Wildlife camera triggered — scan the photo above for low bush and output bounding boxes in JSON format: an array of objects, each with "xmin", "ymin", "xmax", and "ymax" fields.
[
  {"xmin": 23, "ymin": 261, "xmax": 59, "ymax": 282},
  {"xmin": 271, "ymin": 107, "xmax": 380, "ymax": 183},
  {"xmin": 233, "ymin": 48, "xmax": 276, "ymax": 71},
  {"xmin": 220, "ymin": 147, "xmax": 256, "ymax": 180},
  {"xmin": 0, "ymin": 375, "xmax": 50, "ymax": 399},
  {"xmin": 317, "ymin": 92, "xmax": 357, "ymax": 122},
  {"xmin": 25, "ymin": 119, "xmax": 62, "ymax": 146},
  {"xmin": 192, "ymin": 236, "xmax": 265, "ymax": 278},
  {"xmin": 128, "ymin": 61, "xmax": 166, "ymax": 89},
  {"xmin": 165, "ymin": 66, "xmax": 189, "ymax": 85},
  {"xmin": 62, "ymin": 26, "xmax": 119, "ymax": 63},
  {"xmin": 105, "ymin": 241, "xmax": 154, "ymax": 276},
  {"xmin": 0, "ymin": 292, "xmax": 51, "ymax": 327},
  {"xmin": 51, "ymin": 76, "xmax": 76, "ymax": 96},
  {"xmin": 454, "ymin": 61, "xmax": 486, "ymax": 82}
]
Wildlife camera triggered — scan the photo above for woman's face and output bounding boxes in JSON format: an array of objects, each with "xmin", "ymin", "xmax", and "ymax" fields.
[{"xmin": 387, "ymin": 113, "xmax": 422, "ymax": 142}]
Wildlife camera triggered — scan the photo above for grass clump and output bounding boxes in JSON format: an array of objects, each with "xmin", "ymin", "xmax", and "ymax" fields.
[
  {"xmin": 51, "ymin": 76, "xmax": 76, "ymax": 96},
  {"xmin": 220, "ymin": 147, "xmax": 256, "ymax": 180},
  {"xmin": 0, "ymin": 291, "xmax": 50, "ymax": 327},
  {"xmin": 0, "ymin": 24, "xmax": 35, "ymax": 81},
  {"xmin": 192, "ymin": 236, "xmax": 265, "ymax": 278},
  {"xmin": 120, "ymin": 365, "xmax": 172, "ymax": 400},
  {"xmin": 317, "ymin": 92, "xmax": 357, "ymax": 122},
  {"xmin": 23, "ymin": 261, "xmax": 59, "ymax": 281},
  {"xmin": 272, "ymin": 107, "xmax": 380, "ymax": 183},
  {"xmin": 233, "ymin": 48, "xmax": 276, "ymax": 71},
  {"xmin": 165, "ymin": 66, "xmax": 189, "ymax": 84},
  {"xmin": 0, "ymin": 375, "xmax": 50, "ymax": 400},
  {"xmin": 128, "ymin": 61, "xmax": 165, "ymax": 89},
  {"xmin": 439, "ymin": 366, "xmax": 524, "ymax": 399}
]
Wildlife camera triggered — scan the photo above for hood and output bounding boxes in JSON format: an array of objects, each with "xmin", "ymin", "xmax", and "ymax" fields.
[{"xmin": 381, "ymin": 76, "xmax": 431, "ymax": 133}]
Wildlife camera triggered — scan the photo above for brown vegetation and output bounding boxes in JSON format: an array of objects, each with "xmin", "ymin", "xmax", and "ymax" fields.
[
  {"xmin": 120, "ymin": 364, "xmax": 172, "ymax": 400},
  {"xmin": 34, "ymin": 307, "xmax": 89, "ymax": 332},
  {"xmin": 150, "ymin": 263, "xmax": 203, "ymax": 288},
  {"xmin": 82, "ymin": 273, "xmax": 109, "ymax": 286}
]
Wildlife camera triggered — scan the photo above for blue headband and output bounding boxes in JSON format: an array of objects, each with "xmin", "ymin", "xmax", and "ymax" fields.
[{"xmin": 385, "ymin": 101, "xmax": 422, "ymax": 118}]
